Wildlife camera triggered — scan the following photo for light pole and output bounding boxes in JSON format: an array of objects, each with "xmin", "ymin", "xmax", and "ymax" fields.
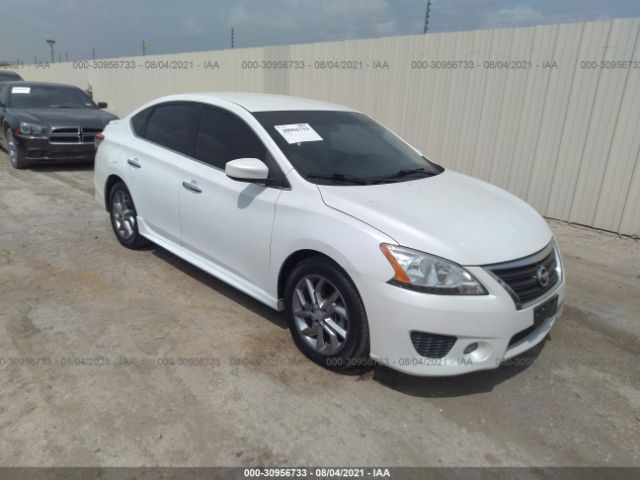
[
  {"xmin": 46, "ymin": 39, "xmax": 56, "ymax": 63},
  {"xmin": 423, "ymin": 0, "xmax": 432, "ymax": 34}
]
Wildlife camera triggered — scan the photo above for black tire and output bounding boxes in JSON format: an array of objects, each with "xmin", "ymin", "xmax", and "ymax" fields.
[
  {"xmin": 284, "ymin": 257, "xmax": 371, "ymax": 373},
  {"xmin": 5, "ymin": 129, "xmax": 29, "ymax": 169},
  {"xmin": 108, "ymin": 181, "xmax": 150, "ymax": 249}
]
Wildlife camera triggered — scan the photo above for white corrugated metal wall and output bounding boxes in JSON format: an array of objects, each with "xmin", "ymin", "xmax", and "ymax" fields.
[{"xmin": 10, "ymin": 18, "xmax": 640, "ymax": 236}]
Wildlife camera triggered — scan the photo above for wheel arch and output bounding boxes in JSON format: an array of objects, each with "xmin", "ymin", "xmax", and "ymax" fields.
[
  {"xmin": 2, "ymin": 119, "xmax": 15, "ymax": 145},
  {"xmin": 104, "ymin": 174, "xmax": 125, "ymax": 212},
  {"xmin": 277, "ymin": 248, "xmax": 357, "ymax": 303},
  {"xmin": 3, "ymin": 117, "xmax": 15, "ymax": 131}
]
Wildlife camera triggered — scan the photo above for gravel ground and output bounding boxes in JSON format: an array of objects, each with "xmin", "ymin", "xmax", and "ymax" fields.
[{"xmin": 0, "ymin": 154, "xmax": 638, "ymax": 467}]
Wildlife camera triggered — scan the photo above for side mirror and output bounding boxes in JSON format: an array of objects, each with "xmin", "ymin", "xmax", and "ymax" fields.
[
  {"xmin": 225, "ymin": 158, "xmax": 269, "ymax": 182},
  {"xmin": 97, "ymin": 102, "xmax": 108, "ymax": 109}
]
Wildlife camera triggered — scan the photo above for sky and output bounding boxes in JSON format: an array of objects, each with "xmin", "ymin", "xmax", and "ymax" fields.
[{"xmin": 1, "ymin": 0, "xmax": 639, "ymax": 63}]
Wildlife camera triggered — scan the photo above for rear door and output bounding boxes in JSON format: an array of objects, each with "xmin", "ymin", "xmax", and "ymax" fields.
[
  {"xmin": 179, "ymin": 106, "xmax": 283, "ymax": 291},
  {"xmin": 124, "ymin": 102, "xmax": 200, "ymax": 244}
]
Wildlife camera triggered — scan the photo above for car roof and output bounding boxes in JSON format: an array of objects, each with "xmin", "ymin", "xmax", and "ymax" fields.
[
  {"xmin": 1, "ymin": 81, "xmax": 79, "ymax": 88},
  {"xmin": 153, "ymin": 92, "xmax": 353, "ymax": 113}
]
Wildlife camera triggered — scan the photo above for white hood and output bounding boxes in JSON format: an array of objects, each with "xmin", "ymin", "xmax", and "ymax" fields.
[{"xmin": 317, "ymin": 170, "xmax": 552, "ymax": 265}]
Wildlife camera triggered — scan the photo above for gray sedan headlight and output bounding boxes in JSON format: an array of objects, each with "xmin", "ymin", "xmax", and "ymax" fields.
[
  {"xmin": 18, "ymin": 122, "xmax": 48, "ymax": 137},
  {"xmin": 380, "ymin": 244, "xmax": 487, "ymax": 295}
]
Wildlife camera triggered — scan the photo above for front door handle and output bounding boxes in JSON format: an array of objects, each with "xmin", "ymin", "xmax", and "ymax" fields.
[
  {"xmin": 127, "ymin": 158, "xmax": 141, "ymax": 169},
  {"xmin": 182, "ymin": 180, "xmax": 202, "ymax": 194}
]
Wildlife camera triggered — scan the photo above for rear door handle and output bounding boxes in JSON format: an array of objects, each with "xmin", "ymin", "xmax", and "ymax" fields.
[
  {"xmin": 182, "ymin": 180, "xmax": 202, "ymax": 194},
  {"xmin": 127, "ymin": 158, "xmax": 141, "ymax": 169}
]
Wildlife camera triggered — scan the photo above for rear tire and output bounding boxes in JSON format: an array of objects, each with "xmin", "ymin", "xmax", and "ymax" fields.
[
  {"xmin": 284, "ymin": 257, "xmax": 371, "ymax": 373},
  {"xmin": 6, "ymin": 129, "xmax": 29, "ymax": 169},
  {"xmin": 108, "ymin": 182, "xmax": 149, "ymax": 249}
]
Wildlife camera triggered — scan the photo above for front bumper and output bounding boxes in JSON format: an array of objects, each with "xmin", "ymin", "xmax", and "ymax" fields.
[
  {"xmin": 15, "ymin": 135, "xmax": 96, "ymax": 163},
  {"xmin": 359, "ymin": 266, "xmax": 565, "ymax": 376}
]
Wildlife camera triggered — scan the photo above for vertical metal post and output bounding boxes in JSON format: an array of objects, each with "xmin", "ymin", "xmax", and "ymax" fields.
[{"xmin": 423, "ymin": 0, "xmax": 432, "ymax": 34}]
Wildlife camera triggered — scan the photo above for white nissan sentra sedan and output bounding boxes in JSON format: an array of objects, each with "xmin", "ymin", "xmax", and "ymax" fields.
[{"xmin": 94, "ymin": 92, "xmax": 564, "ymax": 376}]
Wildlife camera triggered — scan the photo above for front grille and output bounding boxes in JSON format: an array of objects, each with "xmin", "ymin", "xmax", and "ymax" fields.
[
  {"xmin": 50, "ymin": 127, "xmax": 80, "ymax": 143},
  {"xmin": 485, "ymin": 243, "xmax": 559, "ymax": 309},
  {"xmin": 81, "ymin": 127, "xmax": 102, "ymax": 143},
  {"xmin": 50, "ymin": 127, "xmax": 102, "ymax": 144},
  {"xmin": 410, "ymin": 331, "xmax": 456, "ymax": 358}
]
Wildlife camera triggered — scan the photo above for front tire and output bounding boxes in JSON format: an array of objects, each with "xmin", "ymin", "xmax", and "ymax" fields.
[
  {"xmin": 284, "ymin": 257, "xmax": 370, "ymax": 372},
  {"xmin": 5, "ymin": 129, "xmax": 29, "ymax": 169},
  {"xmin": 108, "ymin": 182, "xmax": 149, "ymax": 249}
]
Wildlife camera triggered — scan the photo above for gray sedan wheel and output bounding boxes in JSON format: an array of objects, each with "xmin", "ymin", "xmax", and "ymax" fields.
[
  {"xmin": 292, "ymin": 274, "xmax": 350, "ymax": 356},
  {"xmin": 285, "ymin": 257, "xmax": 370, "ymax": 372},
  {"xmin": 108, "ymin": 182, "xmax": 150, "ymax": 249},
  {"xmin": 111, "ymin": 188, "xmax": 137, "ymax": 241}
]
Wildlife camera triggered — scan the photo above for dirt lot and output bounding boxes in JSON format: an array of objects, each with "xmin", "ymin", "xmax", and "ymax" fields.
[{"xmin": 0, "ymin": 153, "xmax": 638, "ymax": 467}]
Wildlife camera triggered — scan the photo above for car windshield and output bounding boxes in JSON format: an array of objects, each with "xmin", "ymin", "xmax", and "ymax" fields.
[
  {"xmin": 254, "ymin": 110, "xmax": 443, "ymax": 185},
  {"xmin": 8, "ymin": 85, "xmax": 97, "ymax": 109}
]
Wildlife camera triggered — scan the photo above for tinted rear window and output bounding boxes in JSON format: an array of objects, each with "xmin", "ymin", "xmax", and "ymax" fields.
[{"xmin": 131, "ymin": 107, "xmax": 152, "ymax": 137}]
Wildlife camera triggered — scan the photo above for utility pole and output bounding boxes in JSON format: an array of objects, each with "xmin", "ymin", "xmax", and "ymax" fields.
[
  {"xmin": 142, "ymin": 41, "xmax": 148, "ymax": 56},
  {"xmin": 423, "ymin": 0, "xmax": 432, "ymax": 34},
  {"xmin": 46, "ymin": 39, "xmax": 56, "ymax": 63},
  {"xmin": 231, "ymin": 28, "xmax": 234, "ymax": 48},
  {"xmin": 92, "ymin": 48, "xmax": 96, "ymax": 60}
]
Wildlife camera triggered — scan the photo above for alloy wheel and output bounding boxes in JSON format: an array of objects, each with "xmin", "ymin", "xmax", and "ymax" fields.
[
  {"xmin": 111, "ymin": 189, "xmax": 136, "ymax": 240},
  {"xmin": 6, "ymin": 130, "xmax": 17, "ymax": 167},
  {"xmin": 292, "ymin": 274, "xmax": 350, "ymax": 355}
]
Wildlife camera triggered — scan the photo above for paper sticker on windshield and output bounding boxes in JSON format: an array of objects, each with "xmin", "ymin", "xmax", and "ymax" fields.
[
  {"xmin": 11, "ymin": 87, "xmax": 31, "ymax": 94},
  {"xmin": 274, "ymin": 123, "xmax": 323, "ymax": 144}
]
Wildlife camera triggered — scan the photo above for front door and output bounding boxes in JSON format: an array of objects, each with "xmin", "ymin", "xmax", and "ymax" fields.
[{"xmin": 179, "ymin": 106, "xmax": 283, "ymax": 293}]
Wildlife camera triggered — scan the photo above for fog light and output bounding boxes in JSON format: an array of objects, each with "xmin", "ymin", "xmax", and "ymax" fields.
[{"xmin": 464, "ymin": 342, "xmax": 478, "ymax": 354}]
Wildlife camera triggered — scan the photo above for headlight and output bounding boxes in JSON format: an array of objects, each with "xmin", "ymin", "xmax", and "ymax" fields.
[
  {"xmin": 17, "ymin": 122, "xmax": 48, "ymax": 137},
  {"xmin": 380, "ymin": 244, "xmax": 487, "ymax": 295},
  {"xmin": 552, "ymin": 238, "xmax": 563, "ymax": 282}
]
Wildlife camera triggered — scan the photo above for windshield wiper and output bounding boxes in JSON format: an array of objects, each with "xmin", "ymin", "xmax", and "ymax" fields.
[
  {"xmin": 376, "ymin": 167, "xmax": 435, "ymax": 181},
  {"xmin": 305, "ymin": 173, "xmax": 370, "ymax": 185},
  {"xmin": 305, "ymin": 168, "xmax": 434, "ymax": 185}
]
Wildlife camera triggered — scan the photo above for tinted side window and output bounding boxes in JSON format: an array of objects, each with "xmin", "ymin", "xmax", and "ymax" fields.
[
  {"xmin": 195, "ymin": 108, "xmax": 265, "ymax": 169},
  {"xmin": 131, "ymin": 107, "xmax": 153, "ymax": 137},
  {"xmin": 146, "ymin": 104, "xmax": 198, "ymax": 156}
]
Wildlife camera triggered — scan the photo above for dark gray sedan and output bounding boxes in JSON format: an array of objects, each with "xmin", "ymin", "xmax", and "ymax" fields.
[{"xmin": 0, "ymin": 81, "xmax": 117, "ymax": 169}]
